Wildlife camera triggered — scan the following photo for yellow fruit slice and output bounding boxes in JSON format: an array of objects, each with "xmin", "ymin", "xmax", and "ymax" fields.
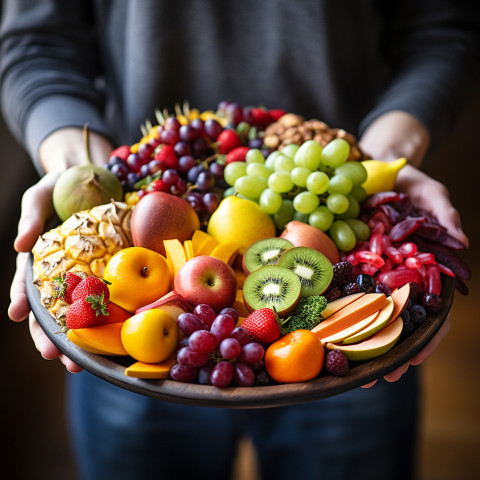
[
  {"xmin": 210, "ymin": 242, "xmax": 240, "ymax": 265},
  {"xmin": 183, "ymin": 240, "xmax": 195, "ymax": 260},
  {"xmin": 191, "ymin": 230, "xmax": 219, "ymax": 256},
  {"xmin": 361, "ymin": 157, "xmax": 407, "ymax": 196},
  {"xmin": 68, "ymin": 323, "xmax": 128, "ymax": 356},
  {"xmin": 163, "ymin": 239, "xmax": 187, "ymax": 278},
  {"xmin": 125, "ymin": 356, "xmax": 176, "ymax": 379},
  {"xmin": 67, "ymin": 330, "xmax": 114, "ymax": 355},
  {"xmin": 233, "ymin": 290, "xmax": 250, "ymax": 317}
]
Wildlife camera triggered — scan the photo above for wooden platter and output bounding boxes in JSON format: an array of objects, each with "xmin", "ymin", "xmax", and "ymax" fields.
[{"xmin": 27, "ymin": 254, "xmax": 454, "ymax": 409}]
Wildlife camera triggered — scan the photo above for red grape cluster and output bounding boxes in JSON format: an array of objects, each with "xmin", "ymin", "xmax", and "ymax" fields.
[{"xmin": 170, "ymin": 304, "xmax": 270, "ymax": 388}]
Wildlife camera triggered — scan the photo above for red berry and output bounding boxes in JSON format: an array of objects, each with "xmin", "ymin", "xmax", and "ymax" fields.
[
  {"xmin": 216, "ymin": 129, "xmax": 242, "ymax": 154},
  {"xmin": 249, "ymin": 107, "xmax": 274, "ymax": 129},
  {"xmin": 110, "ymin": 145, "xmax": 131, "ymax": 162},
  {"xmin": 324, "ymin": 349, "xmax": 349, "ymax": 376},
  {"xmin": 225, "ymin": 146, "xmax": 250, "ymax": 164},
  {"xmin": 154, "ymin": 144, "xmax": 179, "ymax": 169},
  {"xmin": 241, "ymin": 308, "xmax": 281, "ymax": 344},
  {"xmin": 71, "ymin": 276, "xmax": 110, "ymax": 303},
  {"xmin": 65, "ymin": 297, "xmax": 108, "ymax": 329},
  {"xmin": 52, "ymin": 272, "xmax": 83, "ymax": 304},
  {"xmin": 268, "ymin": 109, "xmax": 287, "ymax": 121}
]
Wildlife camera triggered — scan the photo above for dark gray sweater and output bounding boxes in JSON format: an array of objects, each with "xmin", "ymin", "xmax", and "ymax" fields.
[{"xmin": 1, "ymin": 0, "xmax": 479, "ymax": 169}]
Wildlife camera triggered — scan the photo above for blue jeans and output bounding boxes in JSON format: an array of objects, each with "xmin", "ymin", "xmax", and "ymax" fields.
[{"xmin": 68, "ymin": 369, "xmax": 419, "ymax": 480}]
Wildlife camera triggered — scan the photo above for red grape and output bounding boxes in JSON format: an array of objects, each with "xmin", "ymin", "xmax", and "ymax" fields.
[
  {"xmin": 177, "ymin": 312, "xmax": 204, "ymax": 336},
  {"xmin": 210, "ymin": 361, "xmax": 234, "ymax": 388},
  {"xmin": 219, "ymin": 337, "xmax": 241, "ymax": 360},
  {"xmin": 238, "ymin": 342, "xmax": 264, "ymax": 365},
  {"xmin": 233, "ymin": 362, "xmax": 255, "ymax": 387},
  {"xmin": 169, "ymin": 363, "xmax": 199, "ymax": 382},
  {"xmin": 210, "ymin": 314, "xmax": 235, "ymax": 342},
  {"xmin": 193, "ymin": 304, "xmax": 216, "ymax": 329},
  {"xmin": 189, "ymin": 330, "xmax": 218, "ymax": 353},
  {"xmin": 177, "ymin": 346, "xmax": 209, "ymax": 367},
  {"xmin": 204, "ymin": 119, "xmax": 222, "ymax": 140}
]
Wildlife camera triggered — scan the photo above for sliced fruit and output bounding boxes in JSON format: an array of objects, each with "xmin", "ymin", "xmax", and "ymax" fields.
[
  {"xmin": 136, "ymin": 291, "xmax": 192, "ymax": 314},
  {"xmin": 342, "ymin": 296, "xmax": 394, "ymax": 344},
  {"xmin": 242, "ymin": 237, "xmax": 293, "ymax": 274},
  {"xmin": 233, "ymin": 289, "xmax": 250, "ymax": 317},
  {"xmin": 67, "ymin": 330, "xmax": 115, "ymax": 355},
  {"xmin": 183, "ymin": 240, "xmax": 195, "ymax": 260},
  {"xmin": 191, "ymin": 230, "xmax": 220, "ymax": 256},
  {"xmin": 319, "ymin": 311, "xmax": 379, "ymax": 344},
  {"xmin": 277, "ymin": 246, "xmax": 333, "ymax": 297},
  {"xmin": 163, "ymin": 239, "xmax": 187, "ymax": 279},
  {"xmin": 388, "ymin": 283, "xmax": 411, "ymax": 325},
  {"xmin": 68, "ymin": 322, "xmax": 128, "ymax": 356},
  {"xmin": 322, "ymin": 292, "xmax": 365, "ymax": 319},
  {"xmin": 234, "ymin": 268, "xmax": 247, "ymax": 290},
  {"xmin": 311, "ymin": 293, "xmax": 388, "ymax": 339},
  {"xmin": 325, "ymin": 317, "xmax": 403, "ymax": 361},
  {"xmin": 210, "ymin": 242, "xmax": 240, "ymax": 265},
  {"xmin": 242, "ymin": 265, "xmax": 301, "ymax": 317},
  {"xmin": 124, "ymin": 355, "xmax": 176, "ymax": 379}
]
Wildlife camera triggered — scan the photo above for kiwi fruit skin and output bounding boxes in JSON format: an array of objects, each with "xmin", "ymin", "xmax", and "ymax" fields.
[
  {"xmin": 242, "ymin": 265, "xmax": 301, "ymax": 317},
  {"xmin": 277, "ymin": 246, "xmax": 333, "ymax": 297},
  {"xmin": 242, "ymin": 237, "xmax": 294, "ymax": 275}
]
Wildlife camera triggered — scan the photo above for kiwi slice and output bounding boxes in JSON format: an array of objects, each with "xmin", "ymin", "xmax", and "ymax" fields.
[
  {"xmin": 277, "ymin": 246, "xmax": 333, "ymax": 297},
  {"xmin": 242, "ymin": 265, "xmax": 301, "ymax": 317},
  {"xmin": 242, "ymin": 237, "xmax": 294, "ymax": 274}
]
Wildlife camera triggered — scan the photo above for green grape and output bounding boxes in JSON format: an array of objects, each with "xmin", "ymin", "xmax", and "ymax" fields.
[
  {"xmin": 329, "ymin": 220, "xmax": 357, "ymax": 251},
  {"xmin": 321, "ymin": 138, "xmax": 350, "ymax": 168},
  {"xmin": 224, "ymin": 161, "xmax": 247, "ymax": 186},
  {"xmin": 273, "ymin": 199, "xmax": 295, "ymax": 230},
  {"xmin": 265, "ymin": 151, "xmax": 282, "ymax": 169},
  {"xmin": 345, "ymin": 218, "xmax": 371, "ymax": 241},
  {"xmin": 334, "ymin": 161, "xmax": 367, "ymax": 185},
  {"xmin": 291, "ymin": 167, "xmax": 312, "ymax": 187},
  {"xmin": 327, "ymin": 174, "xmax": 353, "ymax": 195},
  {"xmin": 293, "ymin": 191, "xmax": 320, "ymax": 214},
  {"xmin": 293, "ymin": 140, "xmax": 322, "ymax": 170},
  {"xmin": 245, "ymin": 149, "xmax": 265, "ymax": 164},
  {"xmin": 293, "ymin": 211, "xmax": 309, "ymax": 223},
  {"xmin": 308, "ymin": 206, "xmax": 334, "ymax": 231},
  {"xmin": 282, "ymin": 143, "xmax": 300, "ymax": 159},
  {"xmin": 268, "ymin": 171, "xmax": 294, "ymax": 193},
  {"xmin": 235, "ymin": 175, "xmax": 268, "ymax": 199},
  {"xmin": 223, "ymin": 186, "xmax": 236, "ymax": 197},
  {"xmin": 349, "ymin": 184, "xmax": 368, "ymax": 202},
  {"xmin": 306, "ymin": 171, "xmax": 329, "ymax": 194},
  {"xmin": 326, "ymin": 193, "xmax": 349, "ymax": 214},
  {"xmin": 246, "ymin": 162, "xmax": 272, "ymax": 179},
  {"xmin": 259, "ymin": 188, "xmax": 283, "ymax": 214},
  {"xmin": 274, "ymin": 154, "xmax": 295, "ymax": 172},
  {"xmin": 336, "ymin": 195, "xmax": 360, "ymax": 219}
]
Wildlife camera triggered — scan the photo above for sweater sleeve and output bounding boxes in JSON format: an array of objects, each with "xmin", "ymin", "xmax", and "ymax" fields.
[
  {"xmin": 0, "ymin": 0, "xmax": 112, "ymax": 171},
  {"xmin": 359, "ymin": 0, "xmax": 480, "ymax": 152}
]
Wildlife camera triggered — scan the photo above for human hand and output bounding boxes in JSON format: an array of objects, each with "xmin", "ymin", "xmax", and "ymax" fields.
[{"xmin": 8, "ymin": 173, "xmax": 82, "ymax": 373}]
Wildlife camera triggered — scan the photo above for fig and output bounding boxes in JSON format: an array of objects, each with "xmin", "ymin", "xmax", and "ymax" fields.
[{"xmin": 53, "ymin": 126, "xmax": 123, "ymax": 221}]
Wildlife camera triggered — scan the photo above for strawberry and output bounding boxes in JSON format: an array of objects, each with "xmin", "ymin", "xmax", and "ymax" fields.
[
  {"xmin": 110, "ymin": 145, "xmax": 131, "ymax": 161},
  {"xmin": 66, "ymin": 297, "xmax": 109, "ymax": 329},
  {"xmin": 216, "ymin": 129, "xmax": 242, "ymax": 154},
  {"xmin": 241, "ymin": 308, "xmax": 281, "ymax": 344},
  {"xmin": 71, "ymin": 276, "xmax": 110, "ymax": 303},
  {"xmin": 268, "ymin": 108, "xmax": 287, "ymax": 122},
  {"xmin": 52, "ymin": 272, "xmax": 83, "ymax": 304},
  {"xmin": 153, "ymin": 144, "xmax": 178, "ymax": 169},
  {"xmin": 250, "ymin": 107, "xmax": 274, "ymax": 129},
  {"xmin": 225, "ymin": 146, "xmax": 250, "ymax": 164}
]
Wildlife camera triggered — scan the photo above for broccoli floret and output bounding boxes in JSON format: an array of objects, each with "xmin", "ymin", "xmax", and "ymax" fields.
[{"xmin": 281, "ymin": 295, "xmax": 328, "ymax": 334}]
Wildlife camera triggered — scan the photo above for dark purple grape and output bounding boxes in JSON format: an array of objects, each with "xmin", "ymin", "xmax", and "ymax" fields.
[
  {"xmin": 176, "ymin": 312, "xmax": 204, "ymax": 336},
  {"xmin": 202, "ymin": 192, "xmax": 220, "ymax": 214},
  {"xmin": 190, "ymin": 118, "xmax": 205, "ymax": 135},
  {"xmin": 421, "ymin": 293, "xmax": 442, "ymax": 313},
  {"xmin": 401, "ymin": 309, "xmax": 410, "ymax": 323},
  {"xmin": 185, "ymin": 191, "xmax": 202, "ymax": 203},
  {"xmin": 160, "ymin": 129, "xmax": 179, "ymax": 145},
  {"xmin": 409, "ymin": 305, "xmax": 427, "ymax": 325},
  {"xmin": 148, "ymin": 159, "xmax": 164, "ymax": 174},
  {"xmin": 174, "ymin": 141, "xmax": 192, "ymax": 158},
  {"xmin": 164, "ymin": 116, "xmax": 181, "ymax": 131},
  {"xmin": 233, "ymin": 362, "xmax": 255, "ymax": 386},
  {"xmin": 196, "ymin": 171, "xmax": 215, "ymax": 191},
  {"xmin": 169, "ymin": 363, "xmax": 199, "ymax": 382},
  {"xmin": 179, "ymin": 124, "xmax": 198, "ymax": 142},
  {"xmin": 108, "ymin": 155, "xmax": 124, "ymax": 166},
  {"xmin": 137, "ymin": 143, "xmax": 154, "ymax": 161},
  {"xmin": 198, "ymin": 364, "xmax": 213, "ymax": 385},
  {"xmin": 139, "ymin": 163, "xmax": 150, "ymax": 178},
  {"xmin": 248, "ymin": 138, "xmax": 264, "ymax": 149},
  {"xmin": 219, "ymin": 308, "xmax": 238, "ymax": 323},
  {"xmin": 219, "ymin": 337, "xmax": 241, "ymax": 360},
  {"xmin": 254, "ymin": 369, "xmax": 271, "ymax": 386},
  {"xmin": 110, "ymin": 162, "xmax": 129, "ymax": 180},
  {"xmin": 189, "ymin": 330, "xmax": 218, "ymax": 353},
  {"xmin": 177, "ymin": 346, "xmax": 210, "ymax": 368},
  {"xmin": 210, "ymin": 361, "xmax": 234, "ymax": 388},
  {"xmin": 102, "ymin": 162, "xmax": 112, "ymax": 170},
  {"xmin": 375, "ymin": 283, "xmax": 392, "ymax": 296},
  {"xmin": 191, "ymin": 137, "xmax": 208, "ymax": 157},
  {"xmin": 126, "ymin": 172, "xmax": 141, "ymax": 189},
  {"xmin": 210, "ymin": 314, "xmax": 235, "ymax": 342},
  {"xmin": 204, "ymin": 119, "xmax": 223, "ymax": 140},
  {"xmin": 178, "ymin": 155, "xmax": 197, "ymax": 173},
  {"xmin": 230, "ymin": 327, "xmax": 249, "ymax": 346},
  {"xmin": 238, "ymin": 342, "xmax": 264, "ymax": 365},
  {"xmin": 209, "ymin": 162, "xmax": 225, "ymax": 179},
  {"xmin": 187, "ymin": 164, "xmax": 205, "ymax": 183},
  {"xmin": 356, "ymin": 274, "xmax": 376, "ymax": 293},
  {"xmin": 126, "ymin": 153, "xmax": 142, "ymax": 173},
  {"xmin": 170, "ymin": 178, "xmax": 187, "ymax": 195},
  {"xmin": 162, "ymin": 169, "xmax": 180, "ymax": 186},
  {"xmin": 226, "ymin": 103, "xmax": 244, "ymax": 124},
  {"xmin": 194, "ymin": 304, "xmax": 217, "ymax": 329}
]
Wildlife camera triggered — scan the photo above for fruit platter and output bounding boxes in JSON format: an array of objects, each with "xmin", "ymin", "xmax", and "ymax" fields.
[{"xmin": 27, "ymin": 102, "xmax": 469, "ymax": 408}]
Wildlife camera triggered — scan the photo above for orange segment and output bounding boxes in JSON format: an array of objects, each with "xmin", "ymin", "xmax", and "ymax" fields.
[
  {"xmin": 210, "ymin": 242, "xmax": 240, "ymax": 265},
  {"xmin": 183, "ymin": 240, "xmax": 195, "ymax": 260}
]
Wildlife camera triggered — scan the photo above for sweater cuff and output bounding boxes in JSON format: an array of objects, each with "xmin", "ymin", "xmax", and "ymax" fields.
[{"xmin": 24, "ymin": 95, "xmax": 112, "ymax": 174}]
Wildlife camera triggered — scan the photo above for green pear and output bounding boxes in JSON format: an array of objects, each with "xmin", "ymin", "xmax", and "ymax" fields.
[{"xmin": 207, "ymin": 195, "xmax": 276, "ymax": 254}]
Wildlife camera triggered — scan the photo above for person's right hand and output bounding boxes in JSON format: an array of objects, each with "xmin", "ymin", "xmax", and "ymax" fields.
[{"xmin": 8, "ymin": 173, "xmax": 83, "ymax": 373}]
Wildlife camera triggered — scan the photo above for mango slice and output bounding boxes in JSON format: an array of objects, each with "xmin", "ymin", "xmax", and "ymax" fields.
[
  {"xmin": 125, "ymin": 356, "xmax": 176, "ymax": 379},
  {"xmin": 210, "ymin": 242, "xmax": 240, "ymax": 265}
]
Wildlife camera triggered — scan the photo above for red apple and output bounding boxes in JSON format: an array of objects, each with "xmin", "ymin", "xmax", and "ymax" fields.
[
  {"xmin": 174, "ymin": 256, "xmax": 237, "ymax": 312},
  {"xmin": 131, "ymin": 191, "xmax": 200, "ymax": 256}
]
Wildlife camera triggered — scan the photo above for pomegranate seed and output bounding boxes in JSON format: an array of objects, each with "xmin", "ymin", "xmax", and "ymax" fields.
[
  {"xmin": 398, "ymin": 242, "xmax": 417, "ymax": 257},
  {"xmin": 369, "ymin": 233, "xmax": 384, "ymax": 256},
  {"xmin": 361, "ymin": 263, "xmax": 379, "ymax": 275},
  {"xmin": 384, "ymin": 246, "xmax": 403, "ymax": 264},
  {"xmin": 377, "ymin": 268, "xmax": 422, "ymax": 290},
  {"xmin": 414, "ymin": 252, "xmax": 436, "ymax": 264},
  {"xmin": 382, "ymin": 235, "xmax": 392, "ymax": 249},
  {"xmin": 355, "ymin": 250, "xmax": 385, "ymax": 269},
  {"xmin": 379, "ymin": 258, "xmax": 394, "ymax": 274},
  {"xmin": 426, "ymin": 264, "xmax": 441, "ymax": 295},
  {"xmin": 417, "ymin": 265, "xmax": 428, "ymax": 282},
  {"xmin": 371, "ymin": 222, "xmax": 385, "ymax": 235},
  {"xmin": 437, "ymin": 263, "xmax": 456, "ymax": 277},
  {"xmin": 404, "ymin": 257, "xmax": 422, "ymax": 269},
  {"xmin": 346, "ymin": 252, "xmax": 359, "ymax": 266}
]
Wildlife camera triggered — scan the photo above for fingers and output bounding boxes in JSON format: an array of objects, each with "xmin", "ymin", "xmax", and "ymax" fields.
[
  {"xmin": 8, "ymin": 253, "xmax": 31, "ymax": 322},
  {"xmin": 384, "ymin": 363, "xmax": 410, "ymax": 383},
  {"xmin": 431, "ymin": 202, "xmax": 469, "ymax": 248},
  {"xmin": 361, "ymin": 380, "xmax": 377, "ymax": 389},
  {"xmin": 14, "ymin": 173, "xmax": 59, "ymax": 252}
]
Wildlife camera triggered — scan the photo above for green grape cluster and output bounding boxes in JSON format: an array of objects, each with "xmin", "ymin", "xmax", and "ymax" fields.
[{"xmin": 223, "ymin": 139, "xmax": 370, "ymax": 251}]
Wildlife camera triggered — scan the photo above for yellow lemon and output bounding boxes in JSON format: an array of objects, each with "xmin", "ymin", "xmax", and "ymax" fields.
[{"xmin": 361, "ymin": 157, "xmax": 407, "ymax": 195}]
